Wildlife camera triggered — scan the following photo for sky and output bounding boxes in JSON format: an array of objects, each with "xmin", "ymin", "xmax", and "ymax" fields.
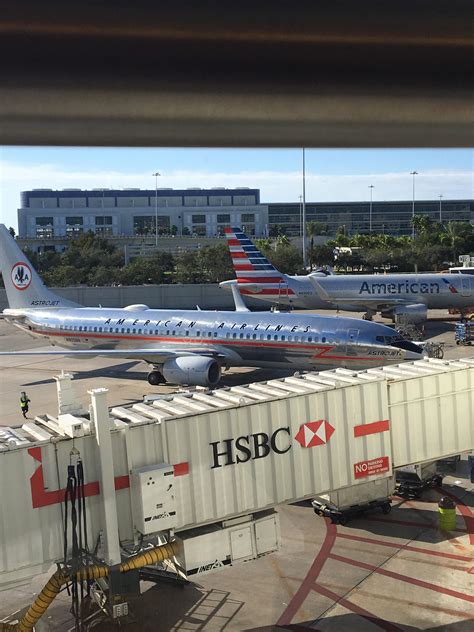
[{"xmin": 0, "ymin": 147, "xmax": 472, "ymax": 230}]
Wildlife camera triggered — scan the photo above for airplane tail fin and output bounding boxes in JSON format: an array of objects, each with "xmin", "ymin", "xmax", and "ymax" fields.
[
  {"xmin": 0, "ymin": 224, "xmax": 79, "ymax": 310},
  {"xmin": 224, "ymin": 227, "xmax": 292, "ymax": 298}
]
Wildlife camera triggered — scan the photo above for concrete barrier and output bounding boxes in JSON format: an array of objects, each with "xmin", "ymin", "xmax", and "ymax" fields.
[{"xmin": 0, "ymin": 284, "xmax": 264, "ymax": 311}]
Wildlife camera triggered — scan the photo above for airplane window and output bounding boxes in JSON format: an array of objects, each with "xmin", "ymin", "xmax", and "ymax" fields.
[
  {"xmin": 138, "ymin": 328, "xmax": 142, "ymax": 334},
  {"xmin": 166, "ymin": 330, "xmax": 170, "ymax": 335},
  {"xmin": 281, "ymin": 335, "xmax": 285, "ymax": 341},
  {"xmin": 232, "ymin": 333, "xmax": 237, "ymax": 338},
  {"xmin": 260, "ymin": 334, "xmax": 264, "ymax": 340},
  {"xmin": 267, "ymin": 334, "xmax": 271, "ymax": 340},
  {"xmin": 288, "ymin": 335, "xmax": 292, "ymax": 341},
  {"xmin": 132, "ymin": 328, "xmax": 136, "ymax": 334},
  {"xmin": 322, "ymin": 336, "xmax": 326, "ymax": 343},
  {"xmin": 308, "ymin": 336, "xmax": 312, "ymax": 342},
  {"xmin": 126, "ymin": 328, "xmax": 130, "ymax": 333},
  {"xmin": 246, "ymin": 333, "xmax": 251, "ymax": 339},
  {"xmin": 185, "ymin": 330, "xmax": 189, "ymax": 336},
  {"xmin": 252, "ymin": 334, "xmax": 257, "ymax": 339},
  {"xmin": 274, "ymin": 335, "xmax": 278, "ymax": 340},
  {"xmin": 240, "ymin": 333, "xmax": 244, "ymax": 339},
  {"xmin": 99, "ymin": 327, "xmax": 102, "ymax": 332},
  {"xmin": 214, "ymin": 332, "xmax": 218, "ymax": 337},
  {"xmin": 208, "ymin": 332, "xmax": 212, "ymax": 337},
  {"xmin": 172, "ymin": 330, "xmax": 176, "ymax": 335},
  {"xmin": 226, "ymin": 332, "xmax": 230, "ymax": 338},
  {"xmin": 93, "ymin": 327, "xmax": 97, "ymax": 332},
  {"xmin": 115, "ymin": 328, "xmax": 119, "ymax": 333},
  {"xmin": 196, "ymin": 331, "xmax": 200, "ymax": 336},
  {"xmin": 294, "ymin": 336, "xmax": 299, "ymax": 342},
  {"xmin": 79, "ymin": 326, "xmax": 83, "ymax": 331}
]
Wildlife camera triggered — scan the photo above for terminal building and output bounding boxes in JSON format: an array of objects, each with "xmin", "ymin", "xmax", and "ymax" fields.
[{"xmin": 16, "ymin": 188, "xmax": 473, "ymax": 252}]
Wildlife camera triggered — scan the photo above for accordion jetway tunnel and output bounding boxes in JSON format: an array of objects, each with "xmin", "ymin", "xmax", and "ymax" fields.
[{"xmin": 0, "ymin": 358, "xmax": 472, "ymax": 629}]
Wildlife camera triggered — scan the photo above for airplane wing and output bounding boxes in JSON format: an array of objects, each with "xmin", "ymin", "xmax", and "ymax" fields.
[{"xmin": 0, "ymin": 348, "xmax": 229, "ymax": 363}]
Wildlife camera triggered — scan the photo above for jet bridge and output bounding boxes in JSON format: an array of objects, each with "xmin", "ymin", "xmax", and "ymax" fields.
[{"xmin": 0, "ymin": 358, "xmax": 472, "ymax": 595}]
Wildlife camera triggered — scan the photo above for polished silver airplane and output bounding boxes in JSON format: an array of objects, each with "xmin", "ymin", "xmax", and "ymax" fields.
[
  {"xmin": 0, "ymin": 224, "xmax": 423, "ymax": 386},
  {"xmin": 221, "ymin": 227, "xmax": 474, "ymax": 322}
]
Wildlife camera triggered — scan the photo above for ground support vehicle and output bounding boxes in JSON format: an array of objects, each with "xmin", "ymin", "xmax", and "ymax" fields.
[
  {"xmin": 455, "ymin": 321, "xmax": 474, "ymax": 345},
  {"xmin": 311, "ymin": 478, "xmax": 394, "ymax": 525},
  {"xmin": 395, "ymin": 463, "xmax": 443, "ymax": 499},
  {"xmin": 312, "ymin": 496, "xmax": 391, "ymax": 525}
]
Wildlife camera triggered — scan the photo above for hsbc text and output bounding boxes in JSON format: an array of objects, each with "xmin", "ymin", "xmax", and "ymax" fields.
[{"xmin": 210, "ymin": 427, "xmax": 291, "ymax": 469}]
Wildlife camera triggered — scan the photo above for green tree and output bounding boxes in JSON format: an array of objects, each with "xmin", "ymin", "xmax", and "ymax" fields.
[{"xmin": 198, "ymin": 244, "xmax": 234, "ymax": 283}]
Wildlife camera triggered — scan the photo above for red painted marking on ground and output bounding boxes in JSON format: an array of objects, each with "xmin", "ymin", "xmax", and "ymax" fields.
[
  {"xmin": 276, "ymin": 519, "xmax": 337, "ymax": 626},
  {"xmin": 366, "ymin": 515, "xmax": 467, "ymax": 533},
  {"xmin": 337, "ymin": 532, "xmax": 473, "ymax": 562},
  {"xmin": 353, "ymin": 419, "xmax": 390, "ymax": 437},
  {"xmin": 434, "ymin": 488, "xmax": 474, "ymax": 546},
  {"xmin": 312, "ymin": 583, "xmax": 404, "ymax": 632},
  {"xmin": 329, "ymin": 553, "xmax": 474, "ymax": 603}
]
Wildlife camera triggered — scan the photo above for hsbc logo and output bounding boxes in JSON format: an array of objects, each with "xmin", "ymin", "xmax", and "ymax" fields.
[
  {"xmin": 209, "ymin": 420, "xmax": 335, "ymax": 469},
  {"xmin": 294, "ymin": 420, "xmax": 335, "ymax": 448}
]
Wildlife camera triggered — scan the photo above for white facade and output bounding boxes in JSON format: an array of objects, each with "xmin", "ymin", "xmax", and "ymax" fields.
[{"xmin": 17, "ymin": 188, "xmax": 268, "ymax": 241}]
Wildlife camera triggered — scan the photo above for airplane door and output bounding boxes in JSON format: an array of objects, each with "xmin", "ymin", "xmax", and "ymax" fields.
[
  {"xmin": 460, "ymin": 277, "xmax": 471, "ymax": 297},
  {"xmin": 347, "ymin": 328, "xmax": 360, "ymax": 344},
  {"xmin": 344, "ymin": 328, "xmax": 360, "ymax": 355}
]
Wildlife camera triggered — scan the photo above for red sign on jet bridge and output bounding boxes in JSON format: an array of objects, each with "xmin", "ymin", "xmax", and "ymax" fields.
[{"xmin": 354, "ymin": 456, "xmax": 390, "ymax": 479}]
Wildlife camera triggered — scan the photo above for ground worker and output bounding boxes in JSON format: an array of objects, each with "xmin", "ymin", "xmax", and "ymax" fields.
[{"xmin": 20, "ymin": 391, "xmax": 30, "ymax": 418}]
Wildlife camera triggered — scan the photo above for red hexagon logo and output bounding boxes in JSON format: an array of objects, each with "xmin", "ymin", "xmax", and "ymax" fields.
[{"xmin": 295, "ymin": 419, "xmax": 335, "ymax": 448}]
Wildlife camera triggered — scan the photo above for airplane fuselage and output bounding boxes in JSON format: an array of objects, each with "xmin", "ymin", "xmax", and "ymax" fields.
[
  {"xmin": 238, "ymin": 273, "xmax": 473, "ymax": 312},
  {"xmin": 6, "ymin": 306, "xmax": 418, "ymax": 371}
]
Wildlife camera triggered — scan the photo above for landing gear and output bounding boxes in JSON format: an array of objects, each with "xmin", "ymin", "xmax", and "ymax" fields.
[{"xmin": 147, "ymin": 370, "xmax": 165, "ymax": 386}]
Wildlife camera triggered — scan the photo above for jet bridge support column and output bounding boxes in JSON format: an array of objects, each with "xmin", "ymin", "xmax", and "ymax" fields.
[{"xmin": 89, "ymin": 387, "xmax": 121, "ymax": 566}]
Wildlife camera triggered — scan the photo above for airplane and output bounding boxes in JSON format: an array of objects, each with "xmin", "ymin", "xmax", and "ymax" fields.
[
  {"xmin": 0, "ymin": 224, "xmax": 423, "ymax": 387},
  {"xmin": 220, "ymin": 227, "xmax": 474, "ymax": 323}
]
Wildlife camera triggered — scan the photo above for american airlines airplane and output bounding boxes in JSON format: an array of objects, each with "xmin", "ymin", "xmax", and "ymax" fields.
[
  {"xmin": 0, "ymin": 224, "xmax": 423, "ymax": 387},
  {"xmin": 221, "ymin": 227, "xmax": 474, "ymax": 323}
]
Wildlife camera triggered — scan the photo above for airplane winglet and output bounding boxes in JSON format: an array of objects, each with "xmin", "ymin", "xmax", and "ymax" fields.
[{"xmin": 230, "ymin": 282, "xmax": 250, "ymax": 312}]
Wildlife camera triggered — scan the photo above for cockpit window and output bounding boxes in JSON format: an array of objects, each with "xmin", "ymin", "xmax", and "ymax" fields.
[{"xmin": 377, "ymin": 334, "xmax": 421, "ymax": 354}]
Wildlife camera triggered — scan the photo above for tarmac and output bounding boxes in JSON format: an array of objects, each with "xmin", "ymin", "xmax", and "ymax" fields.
[{"xmin": 0, "ymin": 309, "xmax": 473, "ymax": 630}]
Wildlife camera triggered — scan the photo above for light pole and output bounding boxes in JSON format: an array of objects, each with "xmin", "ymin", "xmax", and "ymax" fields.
[
  {"xmin": 410, "ymin": 171, "xmax": 418, "ymax": 238},
  {"xmin": 299, "ymin": 195, "xmax": 303, "ymax": 237},
  {"xmin": 302, "ymin": 148, "xmax": 307, "ymax": 268},
  {"xmin": 152, "ymin": 172, "xmax": 161, "ymax": 247},
  {"xmin": 439, "ymin": 194, "xmax": 443, "ymax": 224},
  {"xmin": 368, "ymin": 185, "xmax": 374, "ymax": 233}
]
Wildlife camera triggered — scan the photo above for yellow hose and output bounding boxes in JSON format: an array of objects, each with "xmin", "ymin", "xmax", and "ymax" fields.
[{"xmin": 0, "ymin": 541, "xmax": 178, "ymax": 632}]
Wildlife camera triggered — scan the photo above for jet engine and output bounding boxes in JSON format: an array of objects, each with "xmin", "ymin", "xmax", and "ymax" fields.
[
  {"xmin": 162, "ymin": 356, "xmax": 221, "ymax": 387},
  {"xmin": 387, "ymin": 304, "xmax": 428, "ymax": 324}
]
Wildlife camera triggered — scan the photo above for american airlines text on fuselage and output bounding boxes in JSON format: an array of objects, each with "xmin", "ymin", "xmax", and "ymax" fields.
[{"xmin": 359, "ymin": 280, "xmax": 441, "ymax": 295}]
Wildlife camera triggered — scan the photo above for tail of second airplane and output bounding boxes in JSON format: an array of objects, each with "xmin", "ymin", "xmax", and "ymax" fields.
[
  {"xmin": 224, "ymin": 227, "xmax": 295, "ymax": 299},
  {"xmin": 0, "ymin": 224, "xmax": 79, "ymax": 310}
]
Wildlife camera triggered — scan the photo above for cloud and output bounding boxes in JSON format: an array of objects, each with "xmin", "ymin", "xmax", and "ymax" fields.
[{"xmin": 1, "ymin": 159, "xmax": 472, "ymax": 230}]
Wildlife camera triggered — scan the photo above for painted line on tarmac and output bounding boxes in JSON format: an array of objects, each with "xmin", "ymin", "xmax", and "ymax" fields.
[
  {"xmin": 311, "ymin": 583, "xmax": 404, "ymax": 632},
  {"xmin": 328, "ymin": 553, "xmax": 474, "ymax": 603},
  {"xmin": 337, "ymin": 532, "xmax": 473, "ymax": 562},
  {"xmin": 276, "ymin": 518, "xmax": 337, "ymax": 626},
  {"xmin": 366, "ymin": 515, "xmax": 467, "ymax": 533}
]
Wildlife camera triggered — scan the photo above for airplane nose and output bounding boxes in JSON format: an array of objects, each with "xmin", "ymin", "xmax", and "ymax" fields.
[{"xmin": 404, "ymin": 346, "xmax": 424, "ymax": 361}]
